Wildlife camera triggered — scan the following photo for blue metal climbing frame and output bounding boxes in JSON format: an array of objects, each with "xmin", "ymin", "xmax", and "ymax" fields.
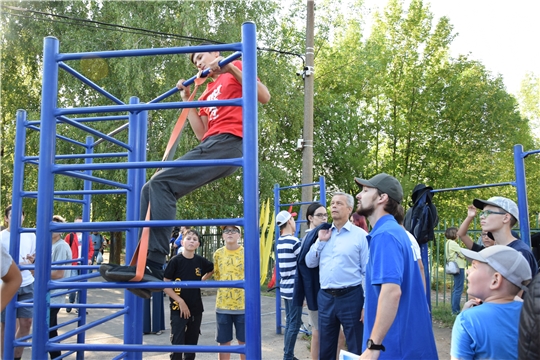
[
  {"xmin": 4, "ymin": 22, "xmax": 261, "ymax": 360},
  {"xmin": 273, "ymin": 176, "xmax": 327, "ymax": 335}
]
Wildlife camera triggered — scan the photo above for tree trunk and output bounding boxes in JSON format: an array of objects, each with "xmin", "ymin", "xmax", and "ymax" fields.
[{"xmin": 109, "ymin": 231, "xmax": 123, "ymax": 264}]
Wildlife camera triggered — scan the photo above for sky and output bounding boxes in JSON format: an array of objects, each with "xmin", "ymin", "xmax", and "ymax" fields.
[{"xmin": 362, "ymin": 0, "xmax": 540, "ymax": 97}]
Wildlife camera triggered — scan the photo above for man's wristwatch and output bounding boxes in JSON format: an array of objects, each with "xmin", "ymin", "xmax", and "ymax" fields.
[{"xmin": 366, "ymin": 339, "xmax": 385, "ymax": 351}]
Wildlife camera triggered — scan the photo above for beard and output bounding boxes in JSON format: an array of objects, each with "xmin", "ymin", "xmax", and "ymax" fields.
[
  {"xmin": 356, "ymin": 202, "xmax": 375, "ymax": 218},
  {"xmin": 356, "ymin": 192, "xmax": 377, "ymax": 218}
]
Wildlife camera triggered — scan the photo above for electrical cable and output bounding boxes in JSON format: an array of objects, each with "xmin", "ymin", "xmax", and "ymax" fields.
[{"xmin": 0, "ymin": 4, "xmax": 305, "ymax": 63}]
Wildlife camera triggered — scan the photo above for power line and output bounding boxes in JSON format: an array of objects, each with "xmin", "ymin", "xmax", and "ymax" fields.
[{"xmin": 1, "ymin": 4, "xmax": 304, "ymax": 63}]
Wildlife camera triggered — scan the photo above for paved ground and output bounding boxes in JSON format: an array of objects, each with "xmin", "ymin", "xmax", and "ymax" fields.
[{"xmin": 17, "ymin": 274, "xmax": 452, "ymax": 359}]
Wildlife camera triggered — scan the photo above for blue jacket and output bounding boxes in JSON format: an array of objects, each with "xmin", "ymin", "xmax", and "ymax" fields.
[{"xmin": 292, "ymin": 223, "xmax": 324, "ymax": 310}]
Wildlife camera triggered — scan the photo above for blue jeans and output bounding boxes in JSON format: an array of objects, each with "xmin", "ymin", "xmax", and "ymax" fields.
[
  {"xmin": 283, "ymin": 298, "xmax": 303, "ymax": 360},
  {"xmin": 452, "ymin": 268, "xmax": 465, "ymax": 314},
  {"xmin": 317, "ymin": 285, "xmax": 364, "ymax": 359}
]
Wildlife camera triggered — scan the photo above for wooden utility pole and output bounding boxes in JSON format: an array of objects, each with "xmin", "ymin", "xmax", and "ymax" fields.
[{"xmin": 300, "ymin": 0, "xmax": 315, "ymax": 232}]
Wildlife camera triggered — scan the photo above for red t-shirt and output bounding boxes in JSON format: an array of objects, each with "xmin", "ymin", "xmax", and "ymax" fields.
[{"xmin": 198, "ymin": 61, "xmax": 247, "ymax": 140}]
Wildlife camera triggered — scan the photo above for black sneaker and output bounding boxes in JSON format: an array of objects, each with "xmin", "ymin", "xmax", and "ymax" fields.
[
  {"xmin": 126, "ymin": 287, "xmax": 153, "ymax": 299},
  {"xmin": 101, "ymin": 263, "xmax": 163, "ymax": 299},
  {"xmin": 104, "ymin": 264, "xmax": 164, "ymax": 282},
  {"xmin": 99, "ymin": 263, "xmax": 117, "ymax": 278}
]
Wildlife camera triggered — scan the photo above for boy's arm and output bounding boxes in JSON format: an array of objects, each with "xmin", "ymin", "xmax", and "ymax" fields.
[
  {"xmin": 223, "ymin": 63, "xmax": 271, "ymax": 104},
  {"xmin": 163, "ymin": 277, "xmax": 191, "ymax": 319},
  {"xmin": 457, "ymin": 205, "xmax": 478, "ymax": 250},
  {"xmin": 176, "ymin": 79, "xmax": 209, "ymax": 140},
  {"xmin": 202, "ymin": 271, "xmax": 214, "ymax": 281},
  {"xmin": 1, "ymin": 259, "xmax": 22, "ymax": 312},
  {"xmin": 51, "ymin": 269, "xmax": 65, "ymax": 280},
  {"xmin": 209, "ymin": 58, "xmax": 271, "ymax": 104}
]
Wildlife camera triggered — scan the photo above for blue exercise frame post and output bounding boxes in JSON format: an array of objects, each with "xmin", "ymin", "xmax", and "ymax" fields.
[
  {"xmin": 5, "ymin": 22, "xmax": 261, "ymax": 359},
  {"xmin": 273, "ymin": 176, "xmax": 326, "ymax": 335}
]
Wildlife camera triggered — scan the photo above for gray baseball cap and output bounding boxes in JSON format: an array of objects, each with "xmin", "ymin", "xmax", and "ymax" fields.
[
  {"xmin": 461, "ymin": 245, "xmax": 532, "ymax": 291},
  {"xmin": 473, "ymin": 196, "xmax": 519, "ymax": 222},
  {"xmin": 355, "ymin": 173, "xmax": 403, "ymax": 204}
]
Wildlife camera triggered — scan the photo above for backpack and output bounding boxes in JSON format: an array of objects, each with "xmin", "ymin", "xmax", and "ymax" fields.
[
  {"xmin": 404, "ymin": 184, "xmax": 439, "ymax": 245},
  {"xmin": 65, "ymin": 232, "xmax": 77, "ymax": 247}
]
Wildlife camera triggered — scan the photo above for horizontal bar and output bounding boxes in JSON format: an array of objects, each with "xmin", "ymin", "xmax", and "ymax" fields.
[
  {"xmin": 524, "ymin": 149, "xmax": 540, "ymax": 157},
  {"xmin": 53, "ymin": 157, "xmax": 243, "ymax": 172},
  {"xmin": 57, "ymin": 43, "xmax": 242, "ymax": 61},
  {"xmin": 49, "ymin": 279, "xmax": 244, "ymax": 290},
  {"xmin": 58, "ymin": 116, "xmax": 130, "ymax": 150},
  {"xmin": 59, "ymin": 62, "xmax": 125, "ymax": 105},
  {"xmin": 277, "ymin": 182, "xmax": 323, "ymax": 190},
  {"xmin": 48, "ymin": 343, "xmax": 245, "ymax": 355},
  {"xmin": 432, "ymin": 182, "xmax": 515, "ymax": 193},
  {"xmin": 26, "ymin": 153, "xmax": 129, "ymax": 161},
  {"xmin": 60, "ymin": 171, "xmax": 131, "ymax": 190},
  {"xmin": 54, "ymin": 303, "xmax": 125, "ymax": 309},
  {"xmin": 52, "ymin": 197, "xmax": 86, "ymax": 204},
  {"xmin": 149, "ymin": 52, "xmax": 242, "ymax": 103},
  {"xmin": 55, "ymin": 98, "xmax": 242, "ymax": 116},
  {"xmin": 279, "ymin": 201, "xmax": 319, "ymax": 207},
  {"xmin": 49, "ymin": 218, "xmax": 244, "ymax": 232},
  {"xmin": 22, "ymin": 189, "xmax": 127, "ymax": 197}
]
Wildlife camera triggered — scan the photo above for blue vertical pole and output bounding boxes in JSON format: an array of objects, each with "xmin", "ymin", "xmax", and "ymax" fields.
[
  {"xmin": 32, "ymin": 36, "xmax": 60, "ymax": 360},
  {"xmin": 514, "ymin": 144, "xmax": 531, "ymax": 247},
  {"xmin": 124, "ymin": 97, "xmax": 145, "ymax": 360},
  {"xmin": 241, "ymin": 22, "xmax": 262, "ymax": 360},
  {"xmin": 3, "ymin": 110, "xmax": 29, "ymax": 360},
  {"xmin": 273, "ymin": 184, "xmax": 282, "ymax": 334},
  {"xmin": 319, "ymin": 176, "xmax": 326, "ymax": 206},
  {"xmin": 75, "ymin": 136, "xmax": 93, "ymax": 360}
]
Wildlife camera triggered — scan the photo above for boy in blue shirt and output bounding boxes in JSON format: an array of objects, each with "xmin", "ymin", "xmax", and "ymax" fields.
[{"xmin": 451, "ymin": 245, "xmax": 532, "ymax": 360}]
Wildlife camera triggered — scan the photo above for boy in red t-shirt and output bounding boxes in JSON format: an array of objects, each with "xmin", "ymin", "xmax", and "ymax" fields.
[{"xmin": 102, "ymin": 46, "xmax": 270, "ymax": 298}]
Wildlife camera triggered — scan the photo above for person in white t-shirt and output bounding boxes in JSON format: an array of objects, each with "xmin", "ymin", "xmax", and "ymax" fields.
[
  {"xmin": 1, "ymin": 205, "xmax": 36, "ymax": 360},
  {"xmin": 395, "ymin": 205, "xmax": 426, "ymax": 292}
]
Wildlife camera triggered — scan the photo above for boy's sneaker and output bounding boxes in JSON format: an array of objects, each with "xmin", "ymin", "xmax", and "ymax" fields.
[
  {"xmin": 103, "ymin": 263, "xmax": 164, "ymax": 282},
  {"xmin": 99, "ymin": 263, "xmax": 116, "ymax": 279},
  {"xmin": 126, "ymin": 287, "xmax": 152, "ymax": 299},
  {"xmin": 100, "ymin": 263, "xmax": 163, "ymax": 299}
]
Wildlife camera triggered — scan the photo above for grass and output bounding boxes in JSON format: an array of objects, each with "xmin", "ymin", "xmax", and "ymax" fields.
[{"xmin": 431, "ymin": 303, "xmax": 457, "ymax": 328}]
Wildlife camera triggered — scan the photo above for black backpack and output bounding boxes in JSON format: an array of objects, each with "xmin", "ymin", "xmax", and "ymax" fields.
[{"xmin": 404, "ymin": 184, "xmax": 439, "ymax": 245}]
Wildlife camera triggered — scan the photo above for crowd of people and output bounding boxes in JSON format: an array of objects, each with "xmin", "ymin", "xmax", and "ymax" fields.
[{"xmin": 2, "ymin": 46, "xmax": 539, "ymax": 360}]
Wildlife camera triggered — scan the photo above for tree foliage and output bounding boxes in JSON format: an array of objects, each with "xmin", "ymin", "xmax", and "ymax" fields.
[{"xmin": 1, "ymin": 0, "xmax": 538, "ymax": 238}]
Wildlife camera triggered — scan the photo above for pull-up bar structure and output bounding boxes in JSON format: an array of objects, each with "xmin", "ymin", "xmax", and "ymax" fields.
[
  {"xmin": 273, "ymin": 176, "xmax": 326, "ymax": 334},
  {"xmin": 5, "ymin": 22, "xmax": 262, "ymax": 359}
]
